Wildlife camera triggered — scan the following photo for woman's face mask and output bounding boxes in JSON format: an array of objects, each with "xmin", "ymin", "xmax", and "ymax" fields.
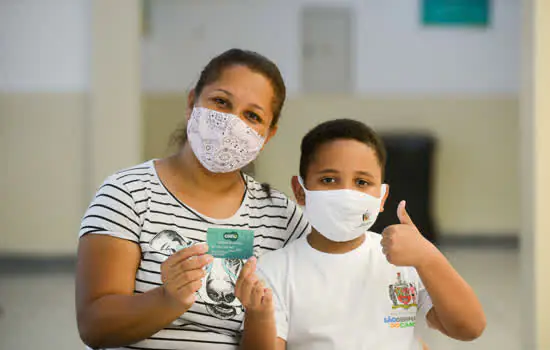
[
  {"xmin": 187, "ymin": 107, "xmax": 266, "ymax": 173},
  {"xmin": 299, "ymin": 177, "xmax": 387, "ymax": 242}
]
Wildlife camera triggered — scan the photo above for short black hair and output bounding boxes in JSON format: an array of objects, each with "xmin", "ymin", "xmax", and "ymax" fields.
[{"xmin": 299, "ymin": 119, "xmax": 386, "ymax": 180}]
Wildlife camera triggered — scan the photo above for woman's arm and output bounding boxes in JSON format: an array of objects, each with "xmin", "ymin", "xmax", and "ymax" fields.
[{"xmin": 76, "ymin": 235, "xmax": 210, "ymax": 348}]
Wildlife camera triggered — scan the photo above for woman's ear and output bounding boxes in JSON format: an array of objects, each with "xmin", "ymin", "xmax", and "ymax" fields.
[
  {"xmin": 380, "ymin": 184, "xmax": 390, "ymax": 212},
  {"xmin": 261, "ymin": 125, "xmax": 278, "ymax": 150},
  {"xmin": 186, "ymin": 89, "xmax": 196, "ymax": 121},
  {"xmin": 291, "ymin": 176, "xmax": 306, "ymax": 206}
]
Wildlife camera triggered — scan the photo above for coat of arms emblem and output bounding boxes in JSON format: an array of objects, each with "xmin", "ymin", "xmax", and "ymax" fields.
[{"xmin": 388, "ymin": 272, "xmax": 418, "ymax": 310}]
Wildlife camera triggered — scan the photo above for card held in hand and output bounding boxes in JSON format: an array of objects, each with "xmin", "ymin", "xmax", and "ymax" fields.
[{"xmin": 206, "ymin": 228, "xmax": 254, "ymax": 259}]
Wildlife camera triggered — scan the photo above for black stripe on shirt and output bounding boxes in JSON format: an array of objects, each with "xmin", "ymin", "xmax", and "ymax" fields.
[
  {"xmin": 116, "ymin": 166, "xmax": 150, "ymax": 175},
  {"xmin": 99, "ymin": 183, "xmax": 133, "ymax": 200},
  {"xmin": 296, "ymin": 223, "xmax": 310, "ymax": 240},
  {"xmin": 149, "ymin": 199, "xmax": 180, "ymax": 208},
  {"xmin": 166, "ymin": 319, "xmax": 240, "ymax": 333},
  {"xmin": 148, "ymin": 336, "xmax": 238, "ymax": 345},
  {"xmin": 130, "ymin": 187, "xmax": 149, "ymax": 195},
  {"xmin": 80, "ymin": 225, "xmax": 108, "ymax": 232},
  {"xmin": 135, "ymin": 277, "xmax": 162, "ymax": 286},
  {"xmin": 247, "ymin": 203, "xmax": 287, "ymax": 210},
  {"xmin": 123, "ymin": 178, "xmax": 161, "ymax": 187},
  {"xmin": 285, "ymin": 205, "xmax": 297, "ymax": 230},
  {"xmin": 88, "ymin": 203, "xmax": 139, "ymax": 227},
  {"xmin": 96, "ymin": 193, "xmax": 139, "ymax": 217},
  {"xmin": 240, "ymin": 213, "xmax": 288, "ymax": 220},
  {"xmin": 138, "ymin": 266, "xmax": 160, "ymax": 275},
  {"xmin": 144, "ymin": 217, "xmax": 286, "ymax": 231},
  {"xmin": 82, "ymin": 214, "xmax": 140, "ymax": 239},
  {"xmin": 284, "ymin": 213, "xmax": 305, "ymax": 246},
  {"xmin": 116, "ymin": 172, "xmax": 151, "ymax": 180},
  {"xmin": 184, "ymin": 307, "xmax": 242, "ymax": 325}
]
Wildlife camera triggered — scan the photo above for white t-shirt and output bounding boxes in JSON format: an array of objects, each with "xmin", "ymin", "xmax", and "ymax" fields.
[
  {"xmin": 257, "ymin": 232, "xmax": 433, "ymax": 350},
  {"xmin": 79, "ymin": 160, "xmax": 310, "ymax": 350}
]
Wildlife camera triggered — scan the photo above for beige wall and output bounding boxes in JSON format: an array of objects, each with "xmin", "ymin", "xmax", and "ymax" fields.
[
  {"xmin": 143, "ymin": 94, "xmax": 520, "ymax": 237},
  {"xmin": 0, "ymin": 93, "xmax": 519, "ymax": 255},
  {"xmin": 0, "ymin": 93, "xmax": 87, "ymax": 255}
]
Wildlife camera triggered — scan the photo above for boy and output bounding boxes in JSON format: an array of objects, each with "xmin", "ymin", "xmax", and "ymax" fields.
[{"xmin": 236, "ymin": 119, "xmax": 486, "ymax": 349}]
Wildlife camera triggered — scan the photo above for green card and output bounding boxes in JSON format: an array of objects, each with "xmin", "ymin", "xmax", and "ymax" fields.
[{"xmin": 206, "ymin": 228, "xmax": 254, "ymax": 259}]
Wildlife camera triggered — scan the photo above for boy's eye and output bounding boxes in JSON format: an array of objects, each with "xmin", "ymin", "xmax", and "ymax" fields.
[
  {"xmin": 356, "ymin": 179, "xmax": 369, "ymax": 187},
  {"xmin": 321, "ymin": 177, "xmax": 336, "ymax": 184},
  {"xmin": 244, "ymin": 111, "xmax": 263, "ymax": 124}
]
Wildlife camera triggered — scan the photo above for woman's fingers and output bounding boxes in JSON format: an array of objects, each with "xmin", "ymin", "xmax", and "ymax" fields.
[{"xmin": 167, "ymin": 244, "xmax": 209, "ymax": 268}]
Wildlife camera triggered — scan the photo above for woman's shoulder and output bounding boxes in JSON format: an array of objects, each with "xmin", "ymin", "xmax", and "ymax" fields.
[
  {"xmin": 101, "ymin": 160, "xmax": 156, "ymax": 188},
  {"xmin": 243, "ymin": 173, "xmax": 291, "ymax": 204}
]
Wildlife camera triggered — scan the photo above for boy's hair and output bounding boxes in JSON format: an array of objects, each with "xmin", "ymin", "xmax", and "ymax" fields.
[{"xmin": 299, "ymin": 119, "xmax": 387, "ymax": 180}]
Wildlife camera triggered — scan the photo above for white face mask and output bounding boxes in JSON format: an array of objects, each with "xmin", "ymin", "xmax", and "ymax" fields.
[
  {"xmin": 187, "ymin": 107, "xmax": 266, "ymax": 173},
  {"xmin": 299, "ymin": 177, "xmax": 387, "ymax": 242}
]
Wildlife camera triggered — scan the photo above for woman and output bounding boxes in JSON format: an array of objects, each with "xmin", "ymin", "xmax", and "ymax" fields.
[{"xmin": 76, "ymin": 49, "xmax": 310, "ymax": 350}]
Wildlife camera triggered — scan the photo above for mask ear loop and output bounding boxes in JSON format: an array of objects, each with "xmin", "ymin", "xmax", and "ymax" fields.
[
  {"xmin": 298, "ymin": 177, "xmax": 308, "ymax": 191},
  {"xmin": 380, "ymin": 184, "xmax": 387, "ymax": 199}
]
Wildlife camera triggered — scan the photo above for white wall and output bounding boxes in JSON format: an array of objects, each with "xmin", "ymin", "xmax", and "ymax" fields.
[
  {"xmin": 142, "ymin": 0, "xmax": 520, "ymax": 94},
  {"xmin": 0, "ymin": 0, "xmax": 90, "ymax": 255},
  {"xmin": 0, "ymin": 0, "xmax": 90, "ymax": 92}
]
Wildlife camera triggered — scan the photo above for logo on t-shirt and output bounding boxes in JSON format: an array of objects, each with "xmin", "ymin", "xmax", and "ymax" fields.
[
  {"xmin": 388, "ymin": 272, "xmax": 418, "ymax": 310},
  {"xmin": 384, "ymin": 272, "xmax": 418, "ymax": 329}
]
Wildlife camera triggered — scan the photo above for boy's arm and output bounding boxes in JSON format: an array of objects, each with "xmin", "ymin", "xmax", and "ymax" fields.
[
  {"xmin": 241, "ymin": 311, "xmax": 287, "ymax": 350},
  {"xmin": 416, "ymin": 252, "xmax": 486, "ymax": 341},
  {"xmin": 237, "ymin": 259, "xmax": 289, "ymax": 350},
  {"xmin": 381, "ymin": 201, "xmax": 486, "ymax": 341}
]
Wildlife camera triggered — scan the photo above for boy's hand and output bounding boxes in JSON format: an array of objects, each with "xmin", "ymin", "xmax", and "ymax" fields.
[
  {"xmin": 235, "ymin": 257, "xmax": 274, "ymax": 318},
  {"xmin": 381, "ymin": 201, "xmax": 440, "ymax": 268}
]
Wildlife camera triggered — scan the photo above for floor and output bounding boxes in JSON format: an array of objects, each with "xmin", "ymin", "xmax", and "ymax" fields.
[{"xmin": 0, "ymin": 248, "xmax": 520, "ymax": 350}]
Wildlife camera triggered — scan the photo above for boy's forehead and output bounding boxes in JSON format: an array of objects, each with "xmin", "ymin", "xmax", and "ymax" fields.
[{"xmin": 308, "ymin": 140, "xmax": 382, "ymax": 174}]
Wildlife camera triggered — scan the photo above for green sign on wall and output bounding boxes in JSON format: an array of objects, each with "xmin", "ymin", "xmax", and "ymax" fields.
[{"xmin": 422, "ymin": 0, "xmax": 490, "ymax": 27}]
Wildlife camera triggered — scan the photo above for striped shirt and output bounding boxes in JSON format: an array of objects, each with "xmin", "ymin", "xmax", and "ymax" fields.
[{"xmin": 79, "ymin": 160, "xmax": 310, "ymax": 350}]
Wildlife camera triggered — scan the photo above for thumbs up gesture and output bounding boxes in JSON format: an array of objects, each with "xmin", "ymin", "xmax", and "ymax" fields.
[{"xmin": 380, "ymin": 200, "xmax": 439, "ymax": 268}]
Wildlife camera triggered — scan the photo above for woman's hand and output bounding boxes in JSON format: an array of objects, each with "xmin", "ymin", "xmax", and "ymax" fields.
[
  {"xmin": 235, "ymin": 257, "xmax": 274, "ymax": 317},
  {"xmin": 160, "ymin": 243, "xmax": 213, "ymax": 311}
]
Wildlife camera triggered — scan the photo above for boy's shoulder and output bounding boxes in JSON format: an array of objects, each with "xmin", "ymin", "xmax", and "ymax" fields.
[
  {"xmin": 259, "ymin": 237, "xmax": 301, "ymax": 261},
  {"xmin": 258, "ymin": 237, "xmax": 305, "ymax": 272}
]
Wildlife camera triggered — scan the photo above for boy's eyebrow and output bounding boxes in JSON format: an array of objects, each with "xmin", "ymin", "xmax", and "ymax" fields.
[
  {"xmin": 356, "ymin": 171, "xmax": 375, "ymax": 177},
  {"xmin": 316, "ymin": 169, "xmax": 340, "ymax": 174}
]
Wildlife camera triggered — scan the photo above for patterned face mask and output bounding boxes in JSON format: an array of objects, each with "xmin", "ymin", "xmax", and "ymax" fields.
[{"xmin": 187, "ymin": 107, "xmax": 266, "ymax": 173}]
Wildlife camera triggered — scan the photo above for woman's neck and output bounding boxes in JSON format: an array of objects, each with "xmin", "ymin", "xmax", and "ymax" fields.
[
  {"xmin": 307, "ymin": 230, "xmax": 366, "ymax": 254},
  {"xmin": 170, "ymin": 143, "xmax": 245, "ymax": 195}
]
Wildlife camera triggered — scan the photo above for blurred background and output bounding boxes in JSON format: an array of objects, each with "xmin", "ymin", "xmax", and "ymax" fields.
[{"xmin": 1, "ymin": 0, "xmax": 548, "ymax": 349}]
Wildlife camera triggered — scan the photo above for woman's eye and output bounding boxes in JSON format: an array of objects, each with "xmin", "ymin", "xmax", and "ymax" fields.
[
  {"xmin": 245, "ymin": 111, "xmax": 262, "ymax": 123},
  {"xmin": 213, "ymin": 97, "xmax": 228, "ymax": 107}
]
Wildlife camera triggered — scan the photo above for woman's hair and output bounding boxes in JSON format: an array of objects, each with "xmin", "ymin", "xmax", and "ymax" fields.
[
  {"xmin": 173, "ymin": 49, "xmax": 286, "ymax": 197},
  {"xmin": 299, "ymin": 119, "xmax": 387, "ymax": 180},
  {"xmin": 173, "ymin": 48, "xmax": 286, "ymax": 145}
]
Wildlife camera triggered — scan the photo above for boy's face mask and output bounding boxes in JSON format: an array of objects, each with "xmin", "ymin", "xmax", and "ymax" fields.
[{"xmin": 299, "ymin": 177, "xmax": 387, "ymax": 242}]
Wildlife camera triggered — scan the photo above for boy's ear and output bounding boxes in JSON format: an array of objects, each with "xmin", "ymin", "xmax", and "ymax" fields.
[
  {"xmin": 291, "ymin": 176, "xmax": 306, "ymax": 206},
  {"xmin": 380, "ymin": 184, "xmax": 390, "ymax": 212}
]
